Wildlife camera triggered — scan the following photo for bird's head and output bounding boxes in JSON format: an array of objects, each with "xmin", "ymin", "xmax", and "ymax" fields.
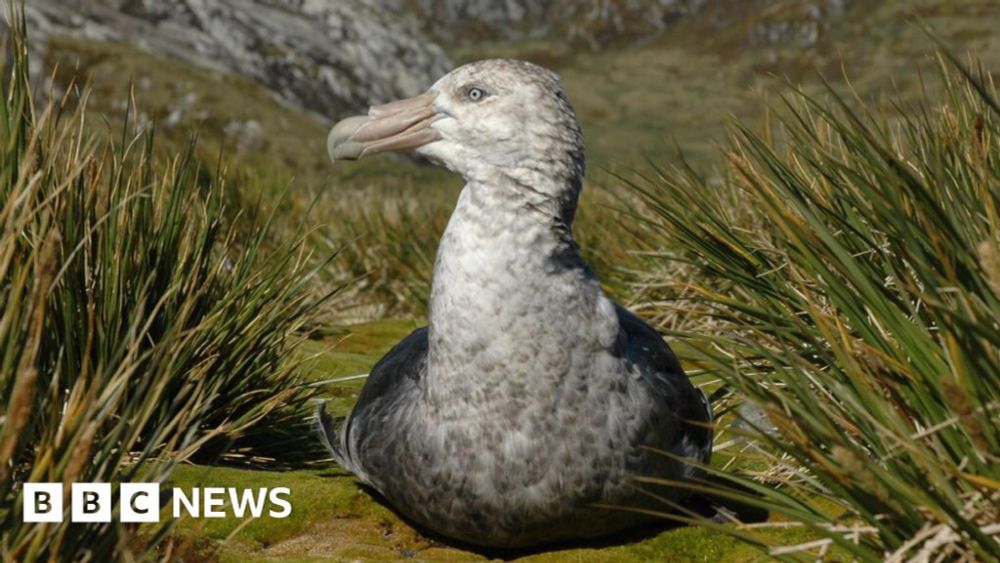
[{"xmin": 328, "ymin": 59, "xmax": 584, "ymax": 189}]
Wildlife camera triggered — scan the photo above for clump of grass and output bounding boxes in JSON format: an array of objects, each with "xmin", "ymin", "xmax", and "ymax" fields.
[
  {"xmin": 632, "ymin": 59, "xmax": 1000, "ymax": 560},
  {"xmin": 1, "ymin": 9, "xmax": 323, "ymax": 560}
]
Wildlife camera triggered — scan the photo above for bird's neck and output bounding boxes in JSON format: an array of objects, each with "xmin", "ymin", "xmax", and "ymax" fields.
[
  {"xmin": 429, "ymin": 176, "xmax": 587, "ymax": 321},
  {"xmin": 424, "ymin": 176, "xmax": 619, "ymax": 401}
]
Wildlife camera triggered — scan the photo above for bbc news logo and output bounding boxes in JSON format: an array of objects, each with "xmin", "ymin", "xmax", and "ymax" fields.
[{"xmin": 23, "ymin": 483, "xmax": 291, "ymax": 523}]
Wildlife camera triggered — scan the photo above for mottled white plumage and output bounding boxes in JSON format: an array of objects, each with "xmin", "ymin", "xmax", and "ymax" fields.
[{"xmin": 319, "ymin": 59, "xmax": 713, "ymax": 548}]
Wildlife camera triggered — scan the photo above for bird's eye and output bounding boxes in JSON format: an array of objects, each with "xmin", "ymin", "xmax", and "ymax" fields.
[{"xmin": 465, "ymin": 87, "xmax": 488, "ymax": 102}]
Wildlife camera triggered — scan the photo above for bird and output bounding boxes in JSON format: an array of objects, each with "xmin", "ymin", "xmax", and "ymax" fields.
[{"xmin": 318, "ymin": 59, "xmax": 713, "ymax": 549}]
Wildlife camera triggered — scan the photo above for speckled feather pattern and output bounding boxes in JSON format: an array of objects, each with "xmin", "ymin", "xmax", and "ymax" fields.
[{"xmin": 320, "ymin": 59, "xmax": 712, "ymax": 548}]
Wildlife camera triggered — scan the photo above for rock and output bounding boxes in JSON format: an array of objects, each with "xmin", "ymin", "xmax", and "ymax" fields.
[
  {"xmin": 362, "ymin": 0, "xmax": 704, "ymax": 49},
  {"xmin": 16, "ymin": 0, "xmax": 452, "ymax": 120},
  {"xmin": 746, "ymin": 1, "xmax": 851, "ymax": 48},
  {"xmin": 164, "ymin": 92, "xmax": 198, "ymax": 128},
  {"xmin": 362, "ymin": 0, "xmax": 852, "ymax": 50},
  {"xmin": 224, "ymin": 119, "xmax": 265, "ymax": 151}
]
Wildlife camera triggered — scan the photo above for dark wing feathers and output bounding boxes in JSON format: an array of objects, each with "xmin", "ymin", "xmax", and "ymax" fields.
[
  {"xmin": 614, "ymin": 304, "xmax": 713, "ymax": 464},
  {"xmin": 318, "ymin": 327, "xmax": 428, "ymax": 471},
  {"xmin": 614, "ymin": 304, "xmax": 684, "ymax": 375},
  {"xmin": 321, "ymin": 313, "xmax": 711, "ymax": 473},
  {"xmin": 353, "ymin": 326, "xmax": 428, "ymax": 404}
]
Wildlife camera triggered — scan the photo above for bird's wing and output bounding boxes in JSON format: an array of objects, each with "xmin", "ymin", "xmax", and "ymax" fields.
[
  {"xmin": 614, "ymin": 304, "xmax": 713, "ymax": 465},
  {"xmin": 318, "ymin": 326, "xmax": 428, "ymax": 476}
]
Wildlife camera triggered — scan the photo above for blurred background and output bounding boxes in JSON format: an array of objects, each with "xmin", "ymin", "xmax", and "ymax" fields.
[
  {"xmin": 17, "ymin": 1, "xmax": 1000, "ymax": 173},
  {"xmin": 13, "ymin": 0, "xmax": 999, "ymax": 321}
]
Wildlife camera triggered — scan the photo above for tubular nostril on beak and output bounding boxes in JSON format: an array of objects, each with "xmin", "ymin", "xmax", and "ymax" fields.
[{"xmin": 351, "ymin": 106, "xmax": 437, "ymax": 143}]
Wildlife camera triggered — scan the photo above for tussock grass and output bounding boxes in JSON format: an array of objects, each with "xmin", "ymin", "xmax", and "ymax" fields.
[
  {"xmin": 631, "ymin": 60, "xmax": 1000, "ymax": 560},
  {"xmin": 1, "ymin": 10, "xmax": 323, "ymax": 560}
]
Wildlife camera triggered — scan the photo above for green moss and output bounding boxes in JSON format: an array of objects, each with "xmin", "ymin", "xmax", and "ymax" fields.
[
  {"xmin": 296, "ymin": 319, "xmax": 423, "ymax": 415},
  {"xmin": 168, "ymin": 465, "xmax": 387, "ymax": 548},
  {"xmin": 321, "ymin": 319, "xmax": 425, "ymax": 357}
]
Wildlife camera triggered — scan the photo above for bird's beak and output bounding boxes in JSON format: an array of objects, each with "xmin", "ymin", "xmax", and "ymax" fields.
[{"xmin": 327, "ymin": 91, "xmax": 441, "ymax": 162}]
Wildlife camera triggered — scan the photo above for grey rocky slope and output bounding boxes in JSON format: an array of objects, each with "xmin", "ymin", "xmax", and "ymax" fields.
[
  {"xmin": 18, "ymin": 0, "xmax": 452, "ymax": 119},
  {"xmin": 364, "ymin": 0, "xmax": 851, "ymax": 49},
  {"xmin": 362, "ymin": 0, "xmax": 702, "ymax": 47},
  {"xmin": 11, "ymin": 0, "xmax": 854, "ymax": 121}
]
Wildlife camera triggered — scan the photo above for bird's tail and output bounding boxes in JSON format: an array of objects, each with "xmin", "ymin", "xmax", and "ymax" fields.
[{"xmin": 316, "ymin": 402, "xmax": 350, "ymax": 468}]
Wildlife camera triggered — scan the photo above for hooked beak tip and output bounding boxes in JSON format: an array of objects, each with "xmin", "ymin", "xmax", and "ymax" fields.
[
  {"xmin": 327, "ymin": 91, "xmax": 441, "ymax": 164},
  {"xmin": 327, "ymin": 115, "xmax": 371, "ymax": 162}
]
